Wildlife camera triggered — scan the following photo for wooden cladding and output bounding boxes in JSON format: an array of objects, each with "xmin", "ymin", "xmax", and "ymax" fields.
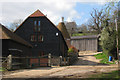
[
  {"xmin": 39, "ymin": 51, "xmax": 44, "ymax": 56},
  {"xmin": 71, "ymin": 38, "xmax": 98, "ymax": 51}
]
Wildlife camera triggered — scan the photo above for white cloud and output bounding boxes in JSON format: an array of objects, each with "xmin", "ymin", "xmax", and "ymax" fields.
[
  {"xmin": 0, "ymin": 1, "xmax": 79, "ymax": 27},
  {"xmin": 0, "ymin": 0, "xmax": 118, "ymax": 27},
  {"xmin": 74, "ymin": 0, "xmax": 119, "ymax": 6}
]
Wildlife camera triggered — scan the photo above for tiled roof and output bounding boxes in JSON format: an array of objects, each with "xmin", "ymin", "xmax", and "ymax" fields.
[
  {"xmin": 0, "ymin": 24, "xmax": 32, "ymax": 47},
  {"xmin": 71, "ymin": 35, "xmax": 99, "ymax": 39},
  {"xmin": 29, "ymin": 10, "xmax": 45, "ymax": 17},
  {"xmin": 57, "ymin": 22, "xmax": 70, "ymax": 39}
]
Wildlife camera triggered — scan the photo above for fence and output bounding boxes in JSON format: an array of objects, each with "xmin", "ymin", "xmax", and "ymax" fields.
[
  {"xmin": 1, "ymin": 56, "xmax": 27, "ymax": 70},
  {"xmin": 51, "ymin": 55, "xmax": 61, "ymax": 66},
  {"xmin": 1, "ymin": 54, "xmax": 49, "ymax": 70},
  {"xmin": 1, "ymin": 54, "xmax": 70, "ymax": 70}
]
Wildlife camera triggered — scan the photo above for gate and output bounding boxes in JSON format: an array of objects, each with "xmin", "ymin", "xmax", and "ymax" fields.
[{"xmin": 30, "ymin": 54, "xmax": 49, "ymax": 67}]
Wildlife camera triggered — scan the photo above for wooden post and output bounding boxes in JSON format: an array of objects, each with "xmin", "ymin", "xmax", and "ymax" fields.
[
  {"xmin": 7, "ymin": 55, "xmax": 12, "ymax": 70},
  {"xmin": 60, "ymin": 56, "xmax": 62, "ymax": 66},
  {"xmin": 48, "ymin": 53, "xmax": 51, "ymax": 67}
]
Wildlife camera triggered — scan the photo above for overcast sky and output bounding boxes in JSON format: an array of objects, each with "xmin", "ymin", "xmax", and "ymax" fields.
[{"xmin": 0, "ymin": 0, "xmax": 119, "ymax": 28}]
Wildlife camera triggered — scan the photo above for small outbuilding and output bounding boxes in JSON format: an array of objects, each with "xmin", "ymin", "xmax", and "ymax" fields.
[
  {"xmin": 71, "ymin": 35, "xmax": 99, "ymax": 52},
  {"xmin": 0, "ymin": 24, "xmax": 32, "ymax": 69}
]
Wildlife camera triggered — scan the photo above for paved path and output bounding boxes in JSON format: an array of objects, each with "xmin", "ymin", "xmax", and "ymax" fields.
[{"xmin": 2, "ymin": 52, "xmax": 118, "ymax": 78}]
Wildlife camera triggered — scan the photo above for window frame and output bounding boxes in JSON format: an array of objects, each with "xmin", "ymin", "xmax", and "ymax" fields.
[
  {"xmin": 31, "ymin": 34, "xmax": 37, "ymax": 42},
  {"xmin": 33, "ymin": 26, "xmax": 37, "ymax": 32},
  {"xmin": 34, "ymin": 21, "xmax": 37, "ymax": 26},
  {"xmin": 38, "ymin": 35, "xmax": 44, "ymax": 42},
  {"xmin": 38, "ymin": 21, "xmax": 41, "ymax": 32},
  {"xmin": 38, "ymin": 26, "xmax": 40, "ymax": 32},
  {"xmin": 38, "ymin": 21, "xmax": 40, "ymax": 26}
]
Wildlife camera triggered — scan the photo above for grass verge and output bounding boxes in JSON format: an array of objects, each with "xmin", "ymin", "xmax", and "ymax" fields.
[{"xmin": 94, "ymin": 53, "xmax": 116, "ymax": 64}]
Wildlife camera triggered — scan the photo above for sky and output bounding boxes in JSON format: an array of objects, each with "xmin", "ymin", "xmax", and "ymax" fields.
[{"xmin": 0, "ymin": 0, "xmax": 119, "ymax": 28}]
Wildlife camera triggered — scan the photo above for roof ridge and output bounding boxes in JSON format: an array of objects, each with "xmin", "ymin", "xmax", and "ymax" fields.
[{"xmin": 29, "ymin": 9, "xmax": 45, "ymax": 17}]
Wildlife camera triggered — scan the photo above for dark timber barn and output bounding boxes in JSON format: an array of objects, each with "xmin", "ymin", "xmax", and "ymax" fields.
[
  {"xmin": 71, "ymin": 35, "xmax": 99, "ymax": 52},
  {"xmin": 0, "ymin": 24, "xmax": 32, "ymax": 69},
  {"xmin": 14, "ymin": 10, "xmax": 68, "ymax": 66}
]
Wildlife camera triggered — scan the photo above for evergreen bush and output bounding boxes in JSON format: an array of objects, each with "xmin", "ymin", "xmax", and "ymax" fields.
[{"xmin": 100, "ymin": 26, "xmax": 117, "ymax": 59}]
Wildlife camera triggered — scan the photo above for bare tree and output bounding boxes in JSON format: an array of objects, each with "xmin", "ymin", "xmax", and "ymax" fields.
[
  {"xmin": 9, "ymin": 19, "xmax": 23, "ymax": 32},
  {"xmin": 89, "ymin": 8, "xmax": 106, "ymax": 34}
]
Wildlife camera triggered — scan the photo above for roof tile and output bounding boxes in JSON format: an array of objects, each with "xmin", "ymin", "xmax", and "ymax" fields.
[{"xmin": 29, "ymin": 10, "xmax": 45, "ymax": 17}]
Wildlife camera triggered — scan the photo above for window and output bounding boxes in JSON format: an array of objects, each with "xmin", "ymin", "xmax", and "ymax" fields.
[
  {"xmin": 38, "ymin": 26, "xmax": 40, "ymax": 32},
  {"xmin": 34, "ymin": 21, "xmax": 37, "ymax": 26},
  {"xmin": 38, "ymin": 21, "xmax": 41, "ymax": 32},
  {"xmin": 31, "ymin": 35, "xmax": 36, "ymax": 42},
  {"xmin": 34, "ymin": 21, "xmax": 41, "ymax": 32},
  {"xmin": 34, "ymin": 26, "xmax": 37, "ymax": 32},
  {"xmin": 38, "ymin": 21, "xmax": 40, "ymax": 26},
  {"xmin": 38, "ymin": 35, "xmax": 43, "ymax": 42}
]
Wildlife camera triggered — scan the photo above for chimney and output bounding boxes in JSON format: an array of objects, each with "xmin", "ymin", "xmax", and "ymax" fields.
[{"xmin": 62, "ymin": 17, "xmax": 64, "ymax": 22}]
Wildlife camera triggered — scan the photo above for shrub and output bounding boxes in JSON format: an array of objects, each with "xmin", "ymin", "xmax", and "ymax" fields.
[
  {"xmin": 68, "ymin": 48, "xmax": 74, "ymax": 53},
  {"xmin": 100, "ymin": 26, "xmax": 117, "ymax": 59}
]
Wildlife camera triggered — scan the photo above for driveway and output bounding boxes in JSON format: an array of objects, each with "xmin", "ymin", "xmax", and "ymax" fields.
[{"xmin": 2, "ymin": 52, "xmax": 118, "ymax": 78}]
